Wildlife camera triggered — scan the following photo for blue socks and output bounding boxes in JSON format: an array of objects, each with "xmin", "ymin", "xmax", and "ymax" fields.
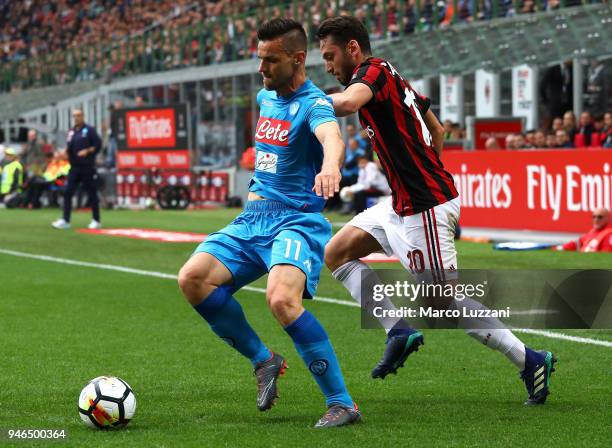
[
  {"xmin": 284, "ymin": 310, "xmax": 353, "ymax": 408},
  {"xmin": 193, "ymin": 286, "xmax": 271, "ymax": 366},
  {"xmin": 195, "ymin": 292, "xmax": 353, "ymax": 408}
]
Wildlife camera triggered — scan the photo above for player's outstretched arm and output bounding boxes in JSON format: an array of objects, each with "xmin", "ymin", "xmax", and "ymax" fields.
[
  {"xmin": 329, "ymin": 83, "xmax": 373, "ymax": 117},
  {"xmin": 313, "ymin": 121, "xmax": 345, "ymax": 199},
  {"xmin": 423, "ymin": 109, "xmax": 445, "ymax": 157}
]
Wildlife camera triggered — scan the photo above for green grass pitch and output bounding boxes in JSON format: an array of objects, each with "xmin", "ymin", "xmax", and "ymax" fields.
[{"xmin": 0, "ymin": 208, "xmax": 610, "ymax": 447}]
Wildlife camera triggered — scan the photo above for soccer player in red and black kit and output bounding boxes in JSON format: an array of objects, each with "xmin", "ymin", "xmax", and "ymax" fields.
[{"xmin": 318, "ymin": 16, "xmax": 556, "ymax": 405}]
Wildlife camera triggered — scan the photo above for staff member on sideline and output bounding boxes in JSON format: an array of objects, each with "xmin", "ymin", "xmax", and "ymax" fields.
[
  {"xmin": 52, "ymin": 109, "xmax": 102, "ymax": 230},
  {"xmin": 554, "ymin": 208, "xmax": 612, "ymax": 252}
]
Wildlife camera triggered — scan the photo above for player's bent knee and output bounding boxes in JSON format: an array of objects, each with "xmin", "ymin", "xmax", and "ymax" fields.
[
  {"xmin": 324, "ymin": 240, "xmax": 352, "ymax": 272},
  {"xmin": 266, "ymin": 289, "xmax": 301, "ymax": 320},
  {"xmin": 178, "ymin": 264, "xmax": 210, "ymax": 304}
]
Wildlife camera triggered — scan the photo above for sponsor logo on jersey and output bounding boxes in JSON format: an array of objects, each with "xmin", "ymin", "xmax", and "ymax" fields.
[
  {"xmin": 255, "ymin": 151, "xmax": 278, "ymax": 173},
  {"xmin": 314, "ymin": 98, "xmax": 332, "ymax": 108},
  {"xmin": 255, "ymin": 117, "xmax": 291, "ymax": 146},
  {"xmin": 262, "ymin": 99, "xmax": 273, "ymax": 107}
]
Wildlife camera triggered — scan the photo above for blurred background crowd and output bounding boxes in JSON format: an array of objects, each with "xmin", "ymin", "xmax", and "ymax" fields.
[{"xmin": 2, "ymin": 0, "xmax": 607, "ymax": 92}]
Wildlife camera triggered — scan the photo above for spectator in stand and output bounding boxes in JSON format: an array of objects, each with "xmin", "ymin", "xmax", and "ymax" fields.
[
  {"xmin": 603, "ymin": 112, "xmax": 612, "ymax": 134},
  {"xmin": 592, "ymin": 115, "xmax": 605, "ymax": 146},
  {"xmin": 540, "ymin": 61, "xmax": 573, "ymax": 129},
  {"xmin": 534, "ymin": 130, "xmax": 547, "ymax": 148},
  {"xmin": 551, "ymin": 117, "xmax": 564, "ymax": 133},
  {"xmin": 574, "ymin": 111, "xmax": 594, "ymax": 147},
  {"xmin": 525, "ymin": 129, "xmax": 536, "ymax": 148},
  {"xmin": 332, "ymin": 137, "xmax": 366, "ymax": 212},
  {"xmin": 562, "ymin": 110, "xmax": 577, "ymax": 142},
  {"xmin": 504, "ymin": 134, "xmax": 516, "ymax": 149},
  {"xmin": 21, "ymin": 129, "xmax": 45, "ymax": 176},
  {"xmin": 553, "ymin": 208, "xmax": 612, "ymax": 252},
  {"xmin": 345, "ymin": 123, "xmax": 368, "ymax": 153},
  {"xmin": 443, "ymin": 119, "xmax": 453, "ymax": 140},
  {"xmin": 24, "ymin": 151, "xmax": 71, "ymax": 208},
  {"xmin": 545, "ymin": 132, "xmax": 556, "ymax": 148},
  {"xmin": 450, "ymin": 123, "xmax": 464, "ymax": 140},
  {"xmin": 554, "ymin": 129, "xmax": 574, "ymax": 148},
  {"xmin": 585, "ymin": 59, "xmax": 609, "ymax": 117},
  {"xmin": 339, "ymin": 154, "xmax": 391, "ymax": 215},
  {"xmin": 513, "ymin": 133, "xmax": 528, "ymax": 149},
  {"xmin": 602, "ymin": 113, "xmax": 612, "ymax": 148},
  {"xmin": 485, "ymin": 137, "xmax": 500, "ymax": 149}
]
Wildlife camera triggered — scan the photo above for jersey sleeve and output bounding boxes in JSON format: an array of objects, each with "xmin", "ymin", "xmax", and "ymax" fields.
[
  {"xmin": 347, "ymin": 63, "xmax": 387, "ymax": 101},
  {"xmin": 414, "ymin": 90, "xmax": 431, "ymax": 114},
  {"xmin": 306, "ymin": 95, "xmax": 337, "ymax": 134}
]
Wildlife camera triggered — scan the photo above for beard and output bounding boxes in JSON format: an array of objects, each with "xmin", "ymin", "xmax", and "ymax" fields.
[{"xmin": 338, "ymin": 59, "xmax": 356, "ymax": 86}]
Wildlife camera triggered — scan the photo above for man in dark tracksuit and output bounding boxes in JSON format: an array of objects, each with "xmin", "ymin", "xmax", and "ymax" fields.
[{"xmin": 52, "ymin": 109, "xmax": 102, "ymax": 230}]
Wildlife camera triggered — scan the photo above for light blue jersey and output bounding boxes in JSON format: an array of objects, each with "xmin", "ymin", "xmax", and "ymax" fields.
[
  {"xmin": 195, "ymin": 80, "xmax": 337, "ymax": 298},
  {"xmin": 250, "ymin": 79, "xmax": 336, "ymax": 212}
]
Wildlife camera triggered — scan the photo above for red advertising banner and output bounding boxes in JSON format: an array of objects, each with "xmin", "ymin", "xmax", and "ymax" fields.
[
  {"xmin": 473, "ymin": 118, "xmax": 523, "ymax": 149},
  {"xmin": 118, "ymin": 150, "xmax": 190, "ymax": 169},
  {"xmin": 126, "ymin": 108, "xmax": 176, "ymax": 148},
  {"xmin": 116, "ymin": 104, "xmax": 189, "ymax": 169},
  {"xmin": 443, "ymin": 149, "xmax": 611, "ymax": 232}
]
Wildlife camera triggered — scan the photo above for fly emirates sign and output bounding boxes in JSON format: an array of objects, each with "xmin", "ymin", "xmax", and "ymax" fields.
[{"xmin": 443, "ymin": 150, "xmax": 612, "ymax": 232}]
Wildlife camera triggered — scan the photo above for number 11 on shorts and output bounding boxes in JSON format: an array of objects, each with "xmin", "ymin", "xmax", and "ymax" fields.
[{"xmin": 284, "ymin": 238, "xmax": 301, "ymax": 261}]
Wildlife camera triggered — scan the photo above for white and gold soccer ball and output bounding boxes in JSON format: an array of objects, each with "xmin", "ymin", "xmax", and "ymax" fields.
[{"xmin": 78, "ymin": 376, "xmax": 136, "ymax": 429}]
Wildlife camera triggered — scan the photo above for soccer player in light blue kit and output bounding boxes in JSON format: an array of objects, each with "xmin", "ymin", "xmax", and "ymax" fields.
[{"xmin": 178, "ymin": 19, "xmax": 360, "ymax": 428}]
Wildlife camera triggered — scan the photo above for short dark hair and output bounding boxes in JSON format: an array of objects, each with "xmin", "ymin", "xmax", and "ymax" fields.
[
  {"xmin": 317, "ymin": 16, "xmax": 371, "ymax": 55},
  {"xmin": 257, "ymin": 18, "xmax": 307, "ymax": 54}
]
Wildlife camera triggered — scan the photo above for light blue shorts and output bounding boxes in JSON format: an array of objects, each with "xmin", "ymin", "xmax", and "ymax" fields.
[{"xmin": 194, "ymin": 200, "xmax": 331, "ymax": 298}]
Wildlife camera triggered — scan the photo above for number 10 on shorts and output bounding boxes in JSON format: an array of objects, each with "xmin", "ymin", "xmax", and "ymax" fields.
[{"xmin": 284, "ymin": 238, "xmax": 302, "ymax": 261}]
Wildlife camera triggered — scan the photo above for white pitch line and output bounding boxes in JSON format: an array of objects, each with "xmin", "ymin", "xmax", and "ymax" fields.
[
  {"xmin": 1, "ymin": 248, "xmax": 609, "ymax": 347},
  {"xmin": 514, "ymin": 329, "xmax": 612, "ymax": 348}
]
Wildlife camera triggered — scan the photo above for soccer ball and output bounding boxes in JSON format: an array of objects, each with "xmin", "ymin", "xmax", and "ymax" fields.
[
  {"xmin": 339, "ymin": 186, "xmax": 354, "ymax": 203},
  {"xmin": 78, "ymin": 376, "xmax": 136, "ymax": 429}
]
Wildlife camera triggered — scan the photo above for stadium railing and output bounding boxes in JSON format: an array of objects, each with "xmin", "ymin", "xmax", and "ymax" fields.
[{"xmin": 1, "ymin": 0, "xmax": 607, "ymax": 94}]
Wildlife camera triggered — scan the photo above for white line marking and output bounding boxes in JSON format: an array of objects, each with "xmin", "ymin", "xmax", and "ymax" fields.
[
  {"xmin": 514, "ymin": 328, "xmax": 612, "ymax": 348},
  {"xmin": 1, "ymin": 248, "xmax": 609, "ymax": 347}
]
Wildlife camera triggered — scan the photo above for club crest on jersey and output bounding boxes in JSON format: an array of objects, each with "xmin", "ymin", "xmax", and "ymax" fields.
[
  {"xmin": 255, "ymin": 151, "xmax": 278, "ymax": 173},
  {"xmin": 289, "ymin": 101, "xmax": 300, "ymax": 115},
  {"xmin": 255, "ymin": 117, "xmax": 290, "ymax": 146}
]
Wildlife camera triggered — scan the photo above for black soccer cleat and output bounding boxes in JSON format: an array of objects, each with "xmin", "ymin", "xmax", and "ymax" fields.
[
  {"xmin": 371, "ymin": 330, "xmax": 424, "ymax": 379},
  {"xmin": 520, "ymin": 349, "xmax": 556, "ymax": 405},
  {"xmin": 254, "ymin": 352, "xmax": 287, "ymax": 411},
  {"xmin": 314, "ymin": 403, "xmax": 361, "ymax": 428}
]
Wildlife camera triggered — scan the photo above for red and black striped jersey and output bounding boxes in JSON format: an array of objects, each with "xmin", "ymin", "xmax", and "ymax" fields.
[{"xmin": 347, "ymin": 57, "xmax": 458, "ymax": 216}]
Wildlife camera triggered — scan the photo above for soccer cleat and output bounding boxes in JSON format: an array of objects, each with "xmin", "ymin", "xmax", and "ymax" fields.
[
  {"xmin": 314, "ymin": 403, "xmax": 361, "ymax": 428},
  {"xmin": 520, "ymin": 349, "xmax": 556, "ymax": 405},
  {"xmin": 51, "ymin": 218, "xmax": 71, "ymax": 229},
  {"xmin": 371, "ymin": 329, "xmax": 424, "ymax": 379},
  {"xmin": 87, "ymin": 220, "xmax": 102, "ymax": 230},
  {"xmin": 254, "ymin": 352, "xmax": 287, "ymax": 411}
]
